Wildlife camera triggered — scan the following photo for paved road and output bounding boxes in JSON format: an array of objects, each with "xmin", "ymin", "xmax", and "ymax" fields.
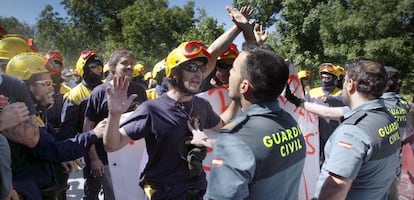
[{"xmin": 67, "ymin": 170, "xmax": 85, "ymax": 200}]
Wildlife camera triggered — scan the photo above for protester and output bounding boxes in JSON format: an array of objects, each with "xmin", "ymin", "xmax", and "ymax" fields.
[
  {"xmin": 83, "ymin": 49, "xmax": 147, "ymax": 200},
  {"xmin": 145, "ymin": 59, "xmax": 167, "ymax": 100},
  {"xmin": 60, "ymin": 50, "xmax": 104, "ymax": 199},
  {"xmin": 306, "ymin": 62, "xmax": 344, "ymax": 165},
  {"xmin": 0, "ymin": 100, "xmax": 33, "ymax": 200},
  {"xmin": 297, "ymin": 70, "xmax": 311, "ymax": 96},
  {"xmin": 200, "ymin": 43, "xmax": 239, "ymax": 92},
  {"xmin": 335, "ymin": 65, "xmax": 346, "ymax": 89},
  {"xmin": 315, "ymin": 58, "xmax": 400, "ymax": 199},
  {"xmin": 102, "ymin": 38, "xmax": 240, "ymax": 199},
  {"xmin": 3, "ymin": 52, "xmax": 104, "ymax": 199},
  {"xmin": 132, "ymin": 63, "xmax": 148, "ymax": 89}
]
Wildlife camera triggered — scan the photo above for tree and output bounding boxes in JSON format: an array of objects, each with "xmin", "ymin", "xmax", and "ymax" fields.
[
  {"xmin": 234, "ymin": 0, "xmax": 414, "ymax": 94},
  {"xmin": 0, "ymin": 16, "xmax": 34, "ymax": 38},
  {"xmin": 113, "ymin": 0, "xmax": 224, "ymax": 68}
]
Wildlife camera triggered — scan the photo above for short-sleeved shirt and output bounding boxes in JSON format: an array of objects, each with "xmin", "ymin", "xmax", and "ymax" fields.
[
  {"xmin": 121, "ymin": 93, "xmax": 221, "ymax": 187},
  {"xmin": 315, "ymin": 99, "xmax": 401, "ymax": 199},
  {"xmin": 85, "ymin": 81, "xmax": 147, "ymax": 164},
  {"xmin": 0, "ymin": 134, "xmax": 11, "ymax": 199},
  {"xmin": 206, "ymin": 101, "xmax": 307, "ymax": 200}
]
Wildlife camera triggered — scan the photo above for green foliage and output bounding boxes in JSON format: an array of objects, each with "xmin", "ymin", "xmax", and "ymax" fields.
[
  {"xmin": 0, "ymin": 16, "xmax": 34, "ymax": 38},
  {"xmin": 232, "ymin": 0, "xmax": 283, "ymax": 27}
]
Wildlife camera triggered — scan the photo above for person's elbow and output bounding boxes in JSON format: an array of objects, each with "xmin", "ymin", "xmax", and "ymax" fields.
[{"xmin": 103, "ymin": 142, "xmax": 121, "ymax": 152}]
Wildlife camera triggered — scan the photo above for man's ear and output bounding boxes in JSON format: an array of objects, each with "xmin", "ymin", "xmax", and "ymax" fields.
[
  {"xmin": 347, "ymin": 79, "xmax": 356, "ymax": 94},
  {"xmin": 240, "ymin": 79, "xmax": 251, "ymax": 94}
]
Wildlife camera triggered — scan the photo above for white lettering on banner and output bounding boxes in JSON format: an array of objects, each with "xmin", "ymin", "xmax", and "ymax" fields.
[{"xmin": 108, "ymin": 65, "xmax": 320, "ymax": 200}]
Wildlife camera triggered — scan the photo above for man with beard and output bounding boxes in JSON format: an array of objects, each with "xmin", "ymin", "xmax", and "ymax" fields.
[
  {"xmin": 3, "ymin": 52, "xmax": 104, "ymax": 199},
  {"xmin": 306, "ymin": 63, "xmax": 344, "ymax": 165},
  {"xmin": 82, "ymin": 49, "xmax": 147, "ymax": 200}
]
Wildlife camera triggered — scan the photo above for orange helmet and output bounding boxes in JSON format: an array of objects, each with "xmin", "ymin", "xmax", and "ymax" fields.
[
  {"xmin": 165, "ymin": 40, "xmax": 211, "ymax": 77},
  {"xmin": 218, "ymin": 43, "xmax": 238, "ymax": 60}
]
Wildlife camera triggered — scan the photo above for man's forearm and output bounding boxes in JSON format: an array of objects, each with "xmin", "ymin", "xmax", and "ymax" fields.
[
  {"xmin": 2, "ymin": 116, "xmax": 39, "ymax": 148},
  {"xmin": 103, "ymin": 113, "xmax": 123, "ymax": 152}
]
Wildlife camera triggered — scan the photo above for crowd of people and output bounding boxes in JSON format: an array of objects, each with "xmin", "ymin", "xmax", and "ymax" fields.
[{"xmin": 0, "ymin": 4, "xmax": 413, "ymax": 200}]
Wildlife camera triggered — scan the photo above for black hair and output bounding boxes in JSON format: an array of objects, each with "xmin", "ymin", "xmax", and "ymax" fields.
[
  {"xmin": 240, "ymin": 42, "xmax": 289, "ymax": 101},
  {"xmin": 346, "ymin": 58, "xmax": 387, "ymax": 98}
]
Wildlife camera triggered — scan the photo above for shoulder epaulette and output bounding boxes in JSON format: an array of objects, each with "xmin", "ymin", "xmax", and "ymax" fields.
[
  {"xmin": 342, "ymin": 111, "xmax": 367, "ymax": 125},
  {"xmin": 221, "ymin": 115, "xmax": 249, "ymax": 133}
]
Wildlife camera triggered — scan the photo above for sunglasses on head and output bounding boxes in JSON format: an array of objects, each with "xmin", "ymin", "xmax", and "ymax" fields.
[
  {"xmin": 319, "ymin": 63, "xmax": 336, "ymax": 73},
  {"xmin": 181, "ymin": 62, "xmax": 206, "ymax": 73},
  {"xmin": 81, "ymin": 50, "xmax": 97, "ymax": 60},
  {"xmin": 34, "ymin": 79, "xmax": 53, "ymax": 87},
  {"xmin": 217, "ymin": 62, "xmax": 233, "ymax": 70},
  {"xmin": 182, "ymin": 41, "xmax": 211, "ymax": 59}
]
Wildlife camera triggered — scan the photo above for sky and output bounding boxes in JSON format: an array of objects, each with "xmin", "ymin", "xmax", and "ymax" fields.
[{"xmin": 0, "ymin": 0, "xmax": 245, "ymax": 46}]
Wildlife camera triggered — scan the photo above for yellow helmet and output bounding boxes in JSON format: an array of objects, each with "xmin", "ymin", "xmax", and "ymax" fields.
[
  {"xmin": 6, "ymin": 52, "xmax": 50, "ymax": 80},
  {"xmin": 133, "ymin": 64, "xmax": 145, "ymax": 77},
  {"xmin": 144, "ymin": 72, "xmax": 152, "ymax": 81},
  {"xmin": 218, "ymin": 43, "xmax": 239, "ymax": 60},
  {"xmin": 103, "ymin": 63, "xmax": 110, "ymax": 74},
  {"xmin": 335, "ymin": 65, "xmax": 346, "ymax": 78},
  {"xmin": 0, "ymin": 34, "xmax": 35, "ymax": 60},
  {"xmin": 165, "ymin": 40, "xmax": 211, "ymax": 77},
  {"xmin": 297, "ymin": 70, "xmax": 311, "ymax": 79},
  {"xmin": 152, "ymin": 59, "xmax": 166, "ymax": 80},
  {"xmin": 75, "ymin": 50, "xmax": 99, "ymax": 76}
]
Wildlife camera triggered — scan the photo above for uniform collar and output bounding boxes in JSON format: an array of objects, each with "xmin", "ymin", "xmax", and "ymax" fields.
[
  {"xmin": 343, "ymin": 99, "xmax": 384, "ymax": 119},
  {"xmin": 244, "ymin": 100, "xmax": 282, "ymax": 116},
  {"xmin": 381, "ymin": 92, "xmax": 396, "ymax": 99}
]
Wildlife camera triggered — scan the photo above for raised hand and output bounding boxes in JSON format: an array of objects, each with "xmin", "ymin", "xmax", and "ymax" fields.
[
  {"xmin": 106, "ymin": 76, "xmax": 137, "ymax": 115},
  {"xmin": 254, "ymin": 23, "xmax": 268, "ymax": 45}
]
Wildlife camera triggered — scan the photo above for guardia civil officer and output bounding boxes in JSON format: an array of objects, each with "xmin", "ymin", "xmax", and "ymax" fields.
[
  {"xmin": 315, "ymin": 59, "xmax": 401, "ymax": 199},
  {"xmin": 205, "ymin": 42, "xmax": 307, "ymax": 199}
]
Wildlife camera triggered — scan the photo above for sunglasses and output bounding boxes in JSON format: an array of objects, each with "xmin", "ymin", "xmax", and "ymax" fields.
[
  {"xmin": 182, "ymin": 41, "xmax": 211, "ymax": 59},
  {"xmin": 34, "ymin": 79, "xmax": 53, "ymax": 87},
  {"xmin": 217, "ymin": 62, "xmax": 233, "ymax": 70},
  {"xmin": 181, "ymin": 62, "xmax": 206, "ymax": 73}
]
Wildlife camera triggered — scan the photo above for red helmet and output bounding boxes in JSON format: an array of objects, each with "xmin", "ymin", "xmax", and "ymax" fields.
[{"xmin": 45, "ymin": 51, "xmax": 64, "ymax": 77}]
